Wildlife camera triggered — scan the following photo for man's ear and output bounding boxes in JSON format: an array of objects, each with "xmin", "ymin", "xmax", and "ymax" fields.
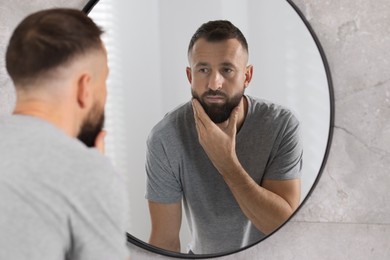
[
  {"xmin": 244, "ymin": 65, "xmax": 253, "ymax": 88},
  {"xmin": 76, "ymin": 73, "xmax": 92, "ymax": 109},
  {"xmin": 186, "ymin": 67, "xmax": 192, "ymax": 84}
]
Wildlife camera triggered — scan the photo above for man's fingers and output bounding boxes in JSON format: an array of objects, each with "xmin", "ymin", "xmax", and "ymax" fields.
[
  {"xmin": 192, "ymin": 99, "xmax": 212, "ymax": 128},
  {"xmin": 94, "ymin": 130, "xmax": 106, "ymax": 154},
  {"xmin": 227, "ymin": 106, "xmax": 239, "ymax": 135}
]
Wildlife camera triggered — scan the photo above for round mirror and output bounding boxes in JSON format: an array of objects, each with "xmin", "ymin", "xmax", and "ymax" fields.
[{"xmin": 85, "ymin": 0, "xmax": 333, "ymax": 258}]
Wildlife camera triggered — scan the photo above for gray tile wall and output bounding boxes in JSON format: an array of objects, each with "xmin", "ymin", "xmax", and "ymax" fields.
[{"xmin": 0, "ymin": 0, "xmax": 389, "ymax": 259}]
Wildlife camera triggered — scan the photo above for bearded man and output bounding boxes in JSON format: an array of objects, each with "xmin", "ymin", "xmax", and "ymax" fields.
[
  {"xmin": 0, "ymin": 8, "xmax": 129, "ymax": 260},
  {"xmin": 145, "ymin": 20, "xmax": 303, "ymax": 255}
]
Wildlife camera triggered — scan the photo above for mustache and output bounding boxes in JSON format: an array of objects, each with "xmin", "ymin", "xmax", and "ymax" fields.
[{"xmin": 201, "ymin": 89, "xmax": 227, "ymax": 98}]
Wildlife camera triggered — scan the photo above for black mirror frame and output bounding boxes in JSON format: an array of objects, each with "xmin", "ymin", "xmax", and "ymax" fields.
[{"xmin": 83, "ymin": 0, "xmax": 335, "ymax": 258}]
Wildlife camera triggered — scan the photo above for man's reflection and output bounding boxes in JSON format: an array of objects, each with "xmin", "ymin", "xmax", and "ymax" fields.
[{"xmin": 145, "ymin": 20, "xmax": 303, "ymax": 254}]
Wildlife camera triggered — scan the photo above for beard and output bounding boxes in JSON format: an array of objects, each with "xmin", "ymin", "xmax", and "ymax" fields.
[
  {"xmin": 192, "ymin": 88, "xmax": 244, "ymax": 123},
  {"xmin": 77, "ymin": 104, "xmax": 105, "ymax": 148}
]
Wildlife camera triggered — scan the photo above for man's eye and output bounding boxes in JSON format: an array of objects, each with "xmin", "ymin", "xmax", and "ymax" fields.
[
  {"xmin": 199, "ymin": 68, "xmax": 209, "ymax": 73},
  {"xmin": 222, "ymin": 68, "xmax": 233, "ymax": 73}
]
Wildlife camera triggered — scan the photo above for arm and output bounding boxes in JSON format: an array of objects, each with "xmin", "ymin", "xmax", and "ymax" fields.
[
  {"xmin": 95, "ymin": 132, "xmax": 133, "ymax": 260},
  {"xmin": 220, "ymin": 164, "xmax": 300, "ymax": 234},
  {"xmin": 148, "ymin": 201, "xmax": 182, "ymax": 252},
  {"xmin": 192, "ymin": 99, "xmax": 300, "ymax": 234},
  {"xmin": 71, "ymin": 157, "xmax": 130, "ymax": 260}
]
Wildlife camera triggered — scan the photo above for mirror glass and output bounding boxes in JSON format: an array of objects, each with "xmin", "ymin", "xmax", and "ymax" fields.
[{"xmin": 88, "ymin": 0, "xmax": 332, "ymax": 257}]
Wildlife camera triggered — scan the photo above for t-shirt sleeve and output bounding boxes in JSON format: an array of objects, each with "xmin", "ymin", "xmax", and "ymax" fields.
[
  {"xmin": 145, "ymin": 130, "xmax": 183, "ymax": 204},
  {"xmin": 69, "ymin": 155, "xmax": 129, "ymax": 260},
  {"xmin": 263, "ymin": 112, "xmax": 303, "ymax": 180}
]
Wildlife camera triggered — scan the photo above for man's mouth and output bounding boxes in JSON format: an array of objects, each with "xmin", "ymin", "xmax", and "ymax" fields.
[{"xmin": 204, "ymin": 95, "xmax": 225, "ymax": 104}]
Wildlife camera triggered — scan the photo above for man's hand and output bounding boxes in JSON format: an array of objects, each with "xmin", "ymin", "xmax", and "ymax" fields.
[
  {"xmin": 94, "ymin": 130, "xmax": 106, "ymax": 154},
  {"xmin": 192, "ymin": 99, "xmax": 240, "ymax": 175},
  {"xmin": 192, "ymin": 99, "xmax": 301, "ymax": 234}
]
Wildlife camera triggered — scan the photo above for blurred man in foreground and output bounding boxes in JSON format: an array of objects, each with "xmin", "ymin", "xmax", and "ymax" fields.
[{"xmin": 0, "ymin": 8, "xmax": 129, "ymax": 260}]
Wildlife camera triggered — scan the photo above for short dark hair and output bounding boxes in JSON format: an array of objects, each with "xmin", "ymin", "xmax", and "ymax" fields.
[
  {"xmin": 188, "ymin": 20, "xmax": 248, "ymax": 55},
  {"xmin": 6, "ymin": 8, "xmax": 104, "ymax": 87}
]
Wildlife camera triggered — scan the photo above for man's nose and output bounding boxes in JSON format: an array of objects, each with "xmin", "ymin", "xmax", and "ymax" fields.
[{"xmin": 208, "ymin": 72, "xmax": 223, "ymax": 91}]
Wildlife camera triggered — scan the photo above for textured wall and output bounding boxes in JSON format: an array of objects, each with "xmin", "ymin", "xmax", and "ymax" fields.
[{"xmin": 0, "ymin": 0, "xmax": 389, "ymax": 259}]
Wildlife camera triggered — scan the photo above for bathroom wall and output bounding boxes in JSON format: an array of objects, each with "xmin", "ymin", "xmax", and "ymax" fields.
[{"xmin": 0, "ymin": 0, "xmax": 389, "ymax": 259}]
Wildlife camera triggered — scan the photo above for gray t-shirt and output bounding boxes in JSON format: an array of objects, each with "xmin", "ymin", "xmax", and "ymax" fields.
[
  {"xmin": 0, "ymin": 115, "xmax": 129, "ymax": 260},
  {"xmin": 145, "ymin": 95, "xmax": 303, "ymax": 254}
]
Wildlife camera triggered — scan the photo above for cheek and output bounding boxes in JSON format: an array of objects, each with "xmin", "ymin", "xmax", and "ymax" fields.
[
  {"xmin": 232, "ymin": 74, "xmax": 247, "ymax": 86},
  {"xmin": 93, "ymin": 100, "xmax": 105, "ymax": 119},
  {"xmin": 92, "ymin": 90, "xmax": 106, "ymax": 114},
  {"xmin": 98, "ymin": 80, "xmax": 107, "ymax": 103},
  {"xmin": 102, "ymin": 87, "xmax": 107, "ymax": 104},
  {"xmin": 190, "ymin": 77, "xmax": 205, "ymax": 89}
]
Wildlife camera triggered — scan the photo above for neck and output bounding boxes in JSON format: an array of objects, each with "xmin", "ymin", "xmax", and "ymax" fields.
[
  {"xmin": 237, "ymin": 95, "xmax": 248, "ymax": 131},
  {"xmin": 13, "ymin": 100, "xmax": 78, "ymax": 138}
]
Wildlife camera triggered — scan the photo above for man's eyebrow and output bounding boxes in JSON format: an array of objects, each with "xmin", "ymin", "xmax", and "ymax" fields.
[
  {"xmin": 193, "ymin": 61, "xmax": 237, "ymax": 68},
  {"xmin": 194, "ymin": 62, "xmax": 210, "ymax": 67},
  {"xmin": 220, "ymin": 62, "xmax": 236, "ymax": 68}
]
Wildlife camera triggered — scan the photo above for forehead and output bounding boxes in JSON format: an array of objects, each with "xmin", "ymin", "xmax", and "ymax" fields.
[{"xmin": 189, "ymin": 38, "xmax": 248, "ymax": 65}]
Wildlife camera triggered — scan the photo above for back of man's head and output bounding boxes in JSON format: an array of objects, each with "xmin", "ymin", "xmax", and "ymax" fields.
[{"xmin": 6, "ymin": 8, "xmax": 104, "ymax": 88}]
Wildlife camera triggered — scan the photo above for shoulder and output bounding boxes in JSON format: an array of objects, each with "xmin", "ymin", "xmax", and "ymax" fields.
[
  {"xmin": 31, "ymin": 116, "xmax": 124, "ymax": 190},
  {"xmin": 58, "ymin": 145, "xmax": 129, "ymax": 259},
  {"xmin": 246, "ymin": 95, "xmax": 299, "ymax": 126},
  {"xmin": 58, "ymin": 142, "xmax": 128, "ymax": 223},
  {"xmin": 62, "ymin": 142, "xmax": 124, "ymax": 190},
  {"xmin": 147, "ymin": 101, "xmax": 192, "ymax": 143}
]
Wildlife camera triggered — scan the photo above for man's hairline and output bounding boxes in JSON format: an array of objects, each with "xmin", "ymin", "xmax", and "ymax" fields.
[
  {"xmin": 187, "ymin": 37, "xmax": 249, "ymax": 66},
  {"xmin": 14, "ymin": 44, "xmax": 106, "ymax": 89}
]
